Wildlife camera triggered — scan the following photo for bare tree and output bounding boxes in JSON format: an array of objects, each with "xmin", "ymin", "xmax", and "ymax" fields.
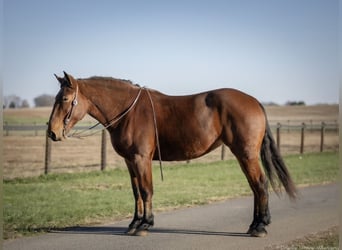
[{"xmin": 4, "ymin": 95, "xmax": 22, "ymax": 109}]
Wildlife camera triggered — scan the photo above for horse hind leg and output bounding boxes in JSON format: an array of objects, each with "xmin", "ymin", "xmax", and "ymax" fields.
[{"xmin": 236, "ymin": 156, "xmax": 271, "ymax": 237}]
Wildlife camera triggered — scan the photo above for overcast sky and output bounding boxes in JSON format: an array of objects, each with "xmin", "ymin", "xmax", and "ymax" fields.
[{"xmin": 3, "ymin": 0, "xmax": 339, "ymax": 106}]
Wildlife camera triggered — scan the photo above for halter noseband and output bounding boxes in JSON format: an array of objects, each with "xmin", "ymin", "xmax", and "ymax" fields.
[{"xmin": 64, "ymin": 85, "xmax": 78, "ymax": 127}]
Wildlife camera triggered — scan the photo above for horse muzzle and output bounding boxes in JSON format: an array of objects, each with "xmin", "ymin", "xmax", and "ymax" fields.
[
  {"xmin": 47, "ymin": 128, "xmax": 68, "ymax": 141},
  {"xmin": 47, "ymin": 130, "xmax": 60, "ymax": 141}
]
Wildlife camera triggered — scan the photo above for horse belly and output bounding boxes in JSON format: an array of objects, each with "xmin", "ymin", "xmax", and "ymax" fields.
[
  {"xmin": 155, "ymin": 117, "xmax": 222, "ymax": 161},
  {"xmin": 153, "ymin": 138, "xmax": 222, "ymax": 161}
]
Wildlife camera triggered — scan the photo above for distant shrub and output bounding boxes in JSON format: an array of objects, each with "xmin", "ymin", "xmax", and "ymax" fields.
[
  {"xmin": 262, "ymin": 102, "xmax": 279, "ymax": 106},
  {"xmin": 285, "ymin": 101, "xmax": 306, "ymax": 106},
  {"xmin": 34, "ymin": 94, "xmax": 55, "ymax": 107},
  {"xmin": 21, "ymin": 100, "xmax": 30, "ymax": 108}
]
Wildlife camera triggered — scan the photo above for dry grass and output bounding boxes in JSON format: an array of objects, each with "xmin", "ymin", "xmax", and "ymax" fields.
[
  {"xmin": 267, "ymin": 226, "xmax": 339, "ymax": 250},
  {"xmin": 265, "ymin": 104, "xmax": 338, "ymax": 122},
  {"xmin": 3, "ymin": 107, "xmax": 97, "ymax": 124},
  {"xmin": 3, "ymin": 105, "xmax": 339, "ymax": 179}
]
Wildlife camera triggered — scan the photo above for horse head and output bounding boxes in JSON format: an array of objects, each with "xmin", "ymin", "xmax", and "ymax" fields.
[{"xmin": 48, "ymin": 71, "xmax": 88, "ymax": 141}]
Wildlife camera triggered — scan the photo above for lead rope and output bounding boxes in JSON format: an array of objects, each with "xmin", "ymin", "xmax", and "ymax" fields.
[
  {"xmin": 70, "ymin": 88, "xmax": 143, "ymax": 138},
  {"xmin": 66, "ymin": 86, "xmax": 164, "ymax": 181},
  {"xmin": 145, "ymin": 88, "xmax": 164, "ymax": 181}
]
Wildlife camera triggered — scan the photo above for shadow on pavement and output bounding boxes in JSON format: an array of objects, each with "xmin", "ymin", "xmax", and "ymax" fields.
[{"xmin": 52, "ymin": 226, "xmax": 251, "ymax": 237}]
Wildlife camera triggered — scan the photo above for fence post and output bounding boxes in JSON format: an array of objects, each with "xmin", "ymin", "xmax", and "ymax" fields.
[
  {"xmin": 101, "ymin": 130, "xmax": 107, "ymax": 171},
  {"xmin": 320, "ymin": 122, "xmax": 326, "ymax": 152},
  {"xmin": 5, "ymin": 121, "xmax": 9, "ymax": 136},
  {"xmin": 276, "ymin": 122, "xmax": 281, "ymax": 151},
  {"xmin": 44, "ymin": 129, "xmax": 51, "ymax": 174},
  {"xmin": 300, "ymin": 123, "xmax": 306, "ymax": 154},
  {"xmin": 34, "ymin": 122, "xmax": 38, "ymax": 136},
  {"xmin": 221, "ymin": 145, "xmax": 226, "ymax": 160}
]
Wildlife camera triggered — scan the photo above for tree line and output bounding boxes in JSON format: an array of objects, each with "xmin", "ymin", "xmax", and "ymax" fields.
[{"xmin": 3, "ymin": 94, "xmax": 55, "ymax": 109}]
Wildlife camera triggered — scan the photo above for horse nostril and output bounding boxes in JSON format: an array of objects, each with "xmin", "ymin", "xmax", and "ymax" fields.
[{"xmin": 48, "ymin": 130, "xmax": 57, "ymax": 141}]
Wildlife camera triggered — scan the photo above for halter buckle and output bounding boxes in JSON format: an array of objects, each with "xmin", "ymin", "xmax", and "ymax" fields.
[{"xmin": 64, "ymin": 118, "xmax": 70, "ymax": 125}]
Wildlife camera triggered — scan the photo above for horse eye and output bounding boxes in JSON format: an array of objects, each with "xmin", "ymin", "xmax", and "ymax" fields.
[{"xmin": 62, "ymin": 96, "xmax": 68, "ymax": 102}]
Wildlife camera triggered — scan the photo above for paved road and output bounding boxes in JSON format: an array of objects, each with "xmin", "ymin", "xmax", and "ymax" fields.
[{"xmin": 4, "ymin": 183, "xmax": 338, "ymax": 250}]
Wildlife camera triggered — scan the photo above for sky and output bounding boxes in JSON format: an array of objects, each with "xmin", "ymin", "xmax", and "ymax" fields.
[{"xmin": 3, "ymin": 0, "xmax": 339, "ymax": 106}]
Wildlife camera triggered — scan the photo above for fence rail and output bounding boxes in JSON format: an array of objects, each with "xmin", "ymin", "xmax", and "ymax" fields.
[
  {"xmin": 4, "ymin": 120, "xmax": 338, "ymax": 134},
  {"xmin": 3, "ymin": 123, "xmax": 104, "ymax": 136},
  {"xmin": 3, "ymin": 121, "xmax": 339, "ymax": 177}
]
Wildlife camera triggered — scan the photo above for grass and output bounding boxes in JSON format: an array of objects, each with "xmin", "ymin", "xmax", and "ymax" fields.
[
  {"xmin": 289, "ymin": 227, "xmax": 339, "ymax": 249},
  {"xmin": 3, "ymin": 152, "xmax": 338, "ymax": 239},
  {"xmin": 267, "ymin": 226, "xmax": 339, "ymax": 249}
]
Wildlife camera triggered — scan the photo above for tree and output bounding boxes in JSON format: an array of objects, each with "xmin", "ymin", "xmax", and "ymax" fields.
[
  {"xmin": 4, "ymin": 96, "xmax": 31, "ymax": 109},
  {"xmin": 4, "ymin": 95, "xmax": 22, "ymax": 109},
  {"xmin": 9, "ymin": 101, "xmax": 16, "ymax": 109},
  {"xmin": 34, "ymin": 94, "xmax": 55, "ymax": 107},
  {"xmin": 21, "ymin": 100, "xmax": 30, "ymax": 108}
]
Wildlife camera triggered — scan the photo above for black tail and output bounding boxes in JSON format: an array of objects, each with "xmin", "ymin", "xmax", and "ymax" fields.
[{"xmin": 260, "ymin": 108, "xmax": 297, "ymax": 200}]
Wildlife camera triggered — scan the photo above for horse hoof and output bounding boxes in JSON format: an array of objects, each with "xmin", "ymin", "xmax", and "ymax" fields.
[
  {"xmin": 125, "ymin": 228, "xmax": 137, "ymax": 236},
  {"xmin": 250, "ymin": 228, "xmax": 267, "ymax": 237},
  {"xmin": 246, "ymin": 227, "xmax": 254, "ymax": 235},
  {"xmin": 135, "ymin": 229, "xmax": 149, "ymax": 236}
]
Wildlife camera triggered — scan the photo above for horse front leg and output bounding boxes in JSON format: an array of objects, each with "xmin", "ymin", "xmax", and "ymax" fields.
[
  {"xmin": 125, "ymin": 157, "xmax": 154, "ymax": 236},
  {"xmin": 135, "ymin": 155, "xmax": 154, "ymax": 236},
  {"xmin": 125, "ymin": 160, "xmax": 144, "ymax": 235}
]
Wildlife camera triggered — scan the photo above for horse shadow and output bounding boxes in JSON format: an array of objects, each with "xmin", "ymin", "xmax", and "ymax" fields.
[{"xmin": 52, "ymin": 226, "xmax": 251, "ymax": 238}]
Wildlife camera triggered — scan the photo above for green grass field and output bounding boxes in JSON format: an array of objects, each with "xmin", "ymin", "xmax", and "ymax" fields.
[{"xmin": 3, "ymin": 152, "xmax": 338, "ymax": 239}]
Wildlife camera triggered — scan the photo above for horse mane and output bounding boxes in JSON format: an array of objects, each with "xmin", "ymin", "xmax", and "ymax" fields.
[{"xmin": 78, "ymin": 76, "xmax": 138, "ymax": 87}]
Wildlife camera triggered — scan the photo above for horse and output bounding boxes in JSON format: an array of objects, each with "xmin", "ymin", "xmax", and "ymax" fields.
[{"xmin": 48, "ymin": 72, "xmax": 297, "ymax": 237}]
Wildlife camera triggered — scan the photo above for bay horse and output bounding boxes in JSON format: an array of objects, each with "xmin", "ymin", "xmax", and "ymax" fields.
[{"xmin": 48, "ymin": 72, "xmax": 297, "ymax": 237}]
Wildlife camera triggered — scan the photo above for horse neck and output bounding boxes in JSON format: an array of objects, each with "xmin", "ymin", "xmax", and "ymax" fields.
[{"xmin": 78, "ymin": 78, "xmax": 139, "ymax": 125}]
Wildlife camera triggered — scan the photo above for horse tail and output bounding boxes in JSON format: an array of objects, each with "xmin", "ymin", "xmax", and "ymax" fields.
[{"xmin": 259, "ymin": 105, "xmax": 297, "ymax": 200}]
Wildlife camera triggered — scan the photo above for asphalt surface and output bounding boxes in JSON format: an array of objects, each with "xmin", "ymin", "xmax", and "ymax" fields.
[{"xmin": 4, "ymin": 183, "xmax": 338, "ymax": 250}]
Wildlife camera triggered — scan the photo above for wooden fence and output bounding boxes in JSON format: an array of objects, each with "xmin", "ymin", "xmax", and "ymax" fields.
[{"xmin": 3, "ymin": 121, "xmax": 339, "ymax": 176}]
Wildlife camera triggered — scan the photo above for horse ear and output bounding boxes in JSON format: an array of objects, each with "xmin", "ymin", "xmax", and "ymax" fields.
[
  {"xmin": 54, "ymin": 74, "xmax": 64, "ymax": 85},
  {"xmin": 63, "ymin": 71, "xmax": 77, "ymax": 88}
]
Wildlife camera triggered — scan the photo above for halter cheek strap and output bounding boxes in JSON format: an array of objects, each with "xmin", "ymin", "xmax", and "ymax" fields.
[{"xmin": 64, "ymin": 85, "xmax": 79, "ymax": 126}]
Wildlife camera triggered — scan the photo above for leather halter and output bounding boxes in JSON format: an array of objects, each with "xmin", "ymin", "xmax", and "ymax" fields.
[{"xmin": 63, "ymin": 85, "xmax": 79, "ymax": 127}]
